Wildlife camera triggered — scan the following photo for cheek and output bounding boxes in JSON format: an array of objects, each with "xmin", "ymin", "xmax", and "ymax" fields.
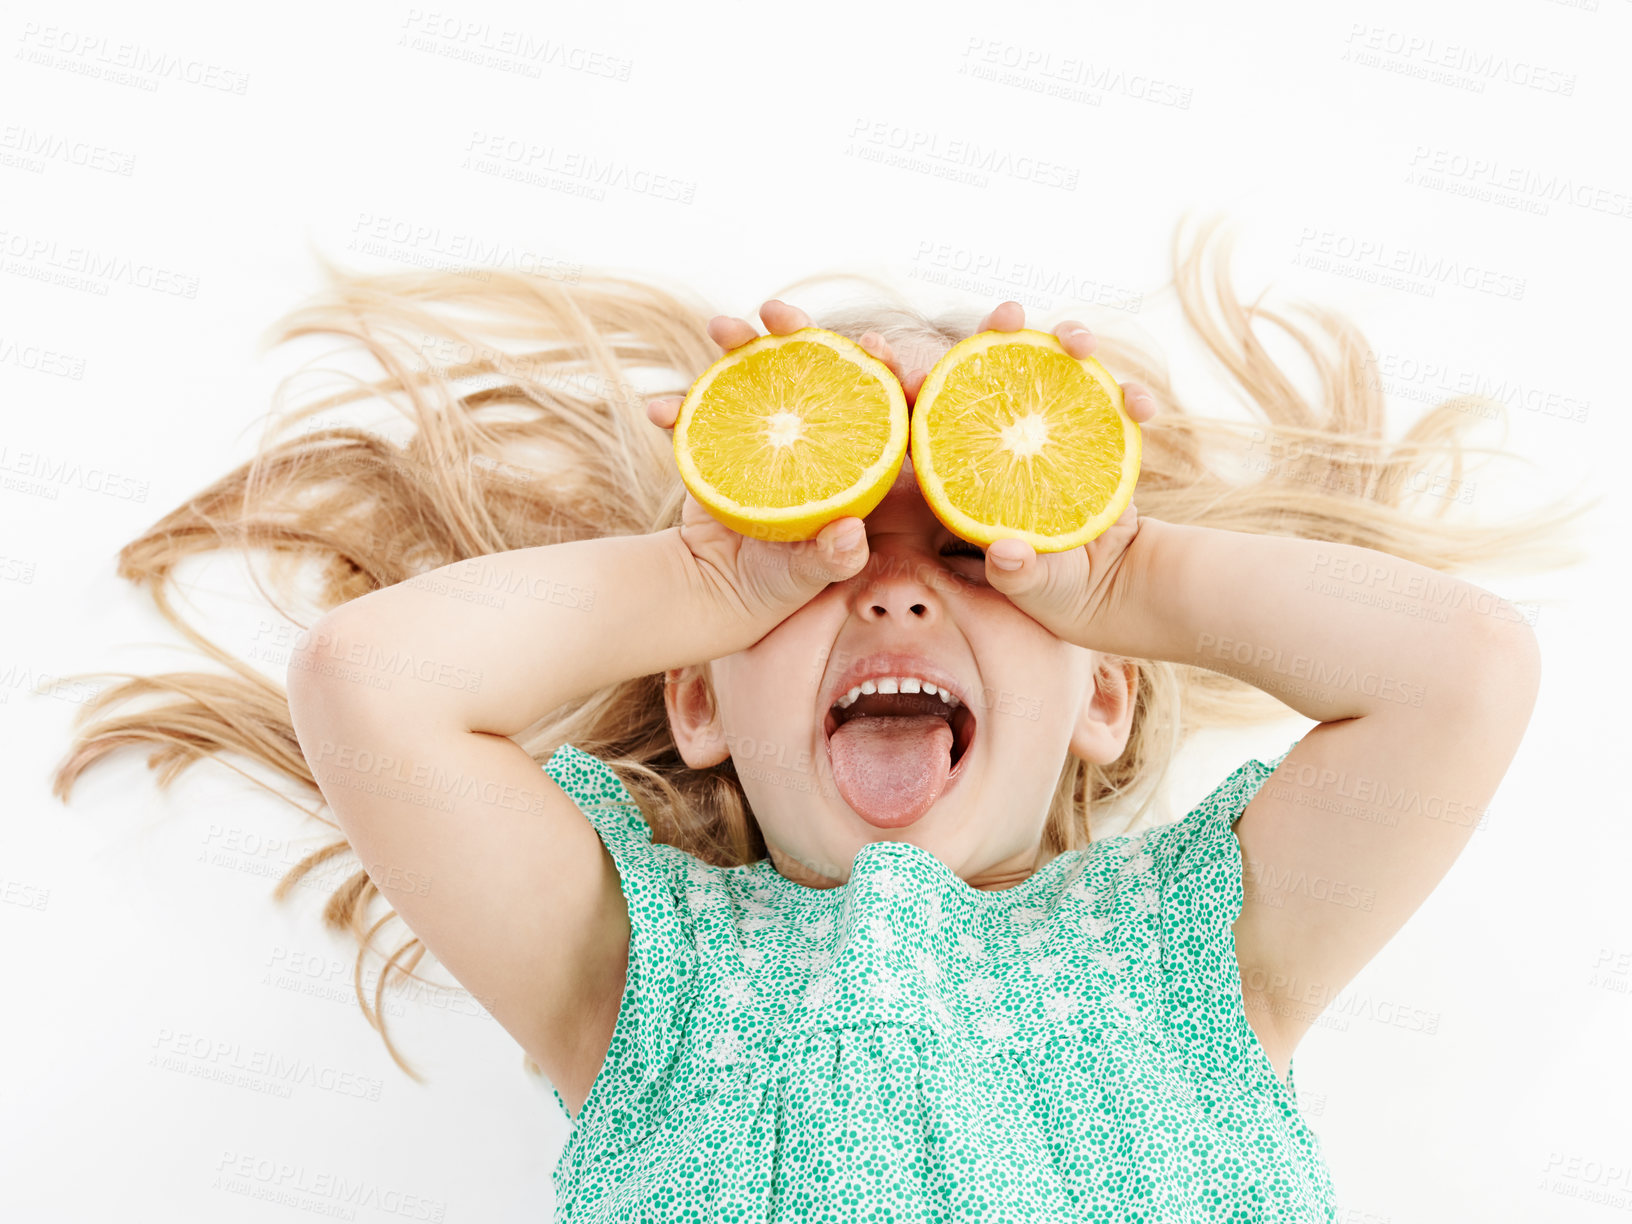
[
  {"xmin": 746, "ymin": 603, "xmax": 848, "ymax": 696},
  {"xmin": 970, "ymin": 628, "xmax": 1092, "ymax": 728},
  {"xmin": 716, "ymin": 629, "xmax": 829, "ymax": 731}
]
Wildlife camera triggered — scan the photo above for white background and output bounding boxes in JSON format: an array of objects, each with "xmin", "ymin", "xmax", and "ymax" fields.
[{"xmin": 2, "ymin": 0, "xmax": 1627, "ymax": 1220}]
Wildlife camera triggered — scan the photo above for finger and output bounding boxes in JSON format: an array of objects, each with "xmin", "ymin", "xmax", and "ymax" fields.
[
  {"xmin": 859, "ymin": 331, "xmax": 919, "ymax": 399},
  {"xmin": 901, "ymin": 367, "xmax": 930, "ymax": 408},
  {"xmin": 1119, "ymin": 380, "xmax": 1158, "ymax": 423},
  {"xmin": 760, "ymin": 299, "xmax": 815, "ymax": 335},
  {"xmin": 978, "ymin": 300, "xmax": 1025, "ymax": 332},
  {"xmin": 855, "ymin": 330, "xmax": 931, "ymax": 409},
  {"xmin": 647, "ymin": 395, "xmax": 683, "ymax": 429},
  {"xmin": 1055, "ymin": 321, "xmax": 1096, "ymax": 358},
  {"xmin": 857, "ymin": 330, "xmax": 899, "ymax": 372},
  {"xmin": 707, "ymin": 314, "xmax": 761, "ymax": 351}
]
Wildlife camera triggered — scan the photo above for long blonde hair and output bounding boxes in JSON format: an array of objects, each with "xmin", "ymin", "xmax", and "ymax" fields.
[{"xmin": 49, "ymin": 214, "xmax": 1590, "ymax": 1080}]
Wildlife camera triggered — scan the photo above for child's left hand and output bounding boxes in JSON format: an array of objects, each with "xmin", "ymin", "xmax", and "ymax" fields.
[{"xmin": 862, "ymin": 301, "xmax": 1160, "ymax": 651}]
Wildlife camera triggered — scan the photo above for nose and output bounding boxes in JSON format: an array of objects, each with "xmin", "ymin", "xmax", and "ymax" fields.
[{"xmin": 849, "ymin": 538, "xmax": 945, "ymax": 623}]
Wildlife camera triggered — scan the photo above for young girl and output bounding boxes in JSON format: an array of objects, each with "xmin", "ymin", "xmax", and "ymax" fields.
[{"xmin": 55, "ymin": 218, "xmax": 1580, "ymax": 1221}]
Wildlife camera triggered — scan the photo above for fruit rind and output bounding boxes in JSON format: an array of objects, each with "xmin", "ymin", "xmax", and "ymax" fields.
[{"xmin": 910, "ymin": 328, "xmax": 1142, "ymax": 553}]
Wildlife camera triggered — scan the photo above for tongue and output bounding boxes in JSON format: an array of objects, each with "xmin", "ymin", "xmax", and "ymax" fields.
[{"xmin": 827, "ymin": 715, "xmax": 954, "ymax": 829}]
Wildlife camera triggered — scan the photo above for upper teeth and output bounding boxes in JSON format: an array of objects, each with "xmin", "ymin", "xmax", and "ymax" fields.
[{"xmin": 833, "ymin": 676, "xmax": 960, "ymax": 709}]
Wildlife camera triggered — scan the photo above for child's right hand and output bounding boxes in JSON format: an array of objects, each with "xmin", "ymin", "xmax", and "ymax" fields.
[{"xmin": 646, "ymin": 300, "xmax": 909, "ymax": 633}]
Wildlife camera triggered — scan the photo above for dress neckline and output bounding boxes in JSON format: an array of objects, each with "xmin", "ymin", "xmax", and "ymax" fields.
[{"xmin": 728, "ymin": 837, "xmax": 1083, "ymax": 906}]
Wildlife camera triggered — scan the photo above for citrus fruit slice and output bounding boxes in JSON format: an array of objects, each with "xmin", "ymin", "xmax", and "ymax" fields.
[
  {"xmin": 673, "ymin": 327, "xmax": 909, "ymax": 542},
  {"xmin": 910, "ymin": 328, "xmax": 1141, "ymax": 553}
]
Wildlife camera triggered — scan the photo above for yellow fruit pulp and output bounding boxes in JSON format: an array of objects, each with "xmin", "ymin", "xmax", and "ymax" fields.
[
  {"xmin": 910, "ymin": 328, "xmax": 1141, "ymax": 552},
  {"xmin": 673, "ymin": 328, "xmax": 909, "ymax": 542}
]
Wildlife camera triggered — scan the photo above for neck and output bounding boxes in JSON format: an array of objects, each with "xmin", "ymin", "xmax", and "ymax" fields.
[{"xmin": 769, "ymin": 839, "xmax": 1065, "ymax": 891}]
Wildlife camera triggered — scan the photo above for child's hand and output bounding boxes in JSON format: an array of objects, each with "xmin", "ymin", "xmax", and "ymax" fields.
[
  {"xmin": 966, "ymin": 302, "xmax": 1161, "ymax": 647},
  {"xmin": 646, "ymin": 300, "xmax": 876, "ymax": 632}
]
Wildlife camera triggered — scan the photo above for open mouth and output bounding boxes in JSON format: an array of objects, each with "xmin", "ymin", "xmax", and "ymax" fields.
[{"xmin": 822, "ymin": 690, "xmax": 978, "ymax": 777}]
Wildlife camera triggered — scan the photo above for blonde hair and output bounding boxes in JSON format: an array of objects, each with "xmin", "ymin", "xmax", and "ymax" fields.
[{"xmin": 49, "ymin": 214, "xmax": 1590, "ymax": 1080}]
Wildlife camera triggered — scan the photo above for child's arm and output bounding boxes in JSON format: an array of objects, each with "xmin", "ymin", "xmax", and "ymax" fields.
[
  {"xmin": 284, "ymin": 527, "xmax": 773, "ymax": 1113},
  {"xmin": 306, "ymin": 529, "xmax": 774, "ymax": 737},
  {"xmin": 1000, "ymin": 517, "xmax": 1540, "ymax": 1068}
]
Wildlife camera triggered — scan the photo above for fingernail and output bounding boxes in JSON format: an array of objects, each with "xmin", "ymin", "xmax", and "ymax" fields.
[
  {"xmin": 988, "ymin": 539, "xmax": 1025, "ymax": 571},
  {"xmin": 832, "ymin": 524, "xmax": 864, "ymax": 552}
]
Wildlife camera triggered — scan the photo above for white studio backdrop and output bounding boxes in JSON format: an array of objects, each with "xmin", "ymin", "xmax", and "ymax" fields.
[{"xmin": 2, "ymin": 0, "xmax": 1627, "ymax": 1220}]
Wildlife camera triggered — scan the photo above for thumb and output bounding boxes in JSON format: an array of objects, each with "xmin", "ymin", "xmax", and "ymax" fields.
[
  {"xmin": 984, "ymin": 535, "xmax": 1042, "ymax": 594},
  {"xmin": 984, "ymin": 536, "xmax": 1097, "ymax": 643},
  {"xmin": 814, "ymin": 517, "xmax": 870, "ymax": 576},
  {"xmin": 787, "ymin": 517, "xmax": 870, "ymax": 588}
]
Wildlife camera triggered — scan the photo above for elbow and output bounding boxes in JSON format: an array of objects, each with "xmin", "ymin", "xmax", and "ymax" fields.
[
  {"xmin": 1435, "ymin": 600, "xmax": 1542, "ymax": 728},
  {"xmin": 285, "ymin": 611, "xmax": 370, "ymax": 718},
  {"xmin": 285, "ymin": 611, "xmax": 386, "ymax": 784}
]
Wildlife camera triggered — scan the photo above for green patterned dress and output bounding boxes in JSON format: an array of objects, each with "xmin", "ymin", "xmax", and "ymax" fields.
[{"xmin": 540, "ymin": 741, "xmax": 1337, "ymax": 1222}]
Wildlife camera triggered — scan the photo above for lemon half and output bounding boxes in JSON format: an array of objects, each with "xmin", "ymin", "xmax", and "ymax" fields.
[{"xmin": 909, "ymin": 328, "xmax": 1141, "ymax": 553}]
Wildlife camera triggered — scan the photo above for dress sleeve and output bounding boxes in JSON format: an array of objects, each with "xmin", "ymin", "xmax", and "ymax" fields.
[
  {"xmin": 541, "ymin": 743, "xmax": 697, "ymax": 1134},
  {"xmin": 1150, "ymin": 739, "xmax": 1300, "ymax": 1089}
]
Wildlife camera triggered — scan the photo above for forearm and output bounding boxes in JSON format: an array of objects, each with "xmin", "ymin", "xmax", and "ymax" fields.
[
  {"xmin": 1099, "ymin": 517, "xmax": 1537, "ymax": 722},
  {"xmin": 294, "ymin": 528, "xmax": 746, "ymax": 737}
]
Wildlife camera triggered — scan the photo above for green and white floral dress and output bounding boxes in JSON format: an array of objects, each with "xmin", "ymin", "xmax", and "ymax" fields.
[{"xmin": 540, "ymin": 741, "xmax": 1337, "ymax": 1222}]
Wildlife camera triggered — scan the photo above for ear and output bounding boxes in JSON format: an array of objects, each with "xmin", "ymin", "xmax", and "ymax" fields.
[
  {"xmin": 664, "ymin": 664, "xmax": 731, "ymax": 768},
  {"xmin": 1068, "ymin": 653, "xmax": 1138, "ymax": 766}
]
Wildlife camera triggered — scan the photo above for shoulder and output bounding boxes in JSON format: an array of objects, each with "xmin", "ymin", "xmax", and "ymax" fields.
[
  {"xmin": 1141, "ymin": 746, "xmax": 1294, "ymax": 881},
  {"xmin": 537, "ymin": 745, "xmax": 716, "ymax": 1139}
]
